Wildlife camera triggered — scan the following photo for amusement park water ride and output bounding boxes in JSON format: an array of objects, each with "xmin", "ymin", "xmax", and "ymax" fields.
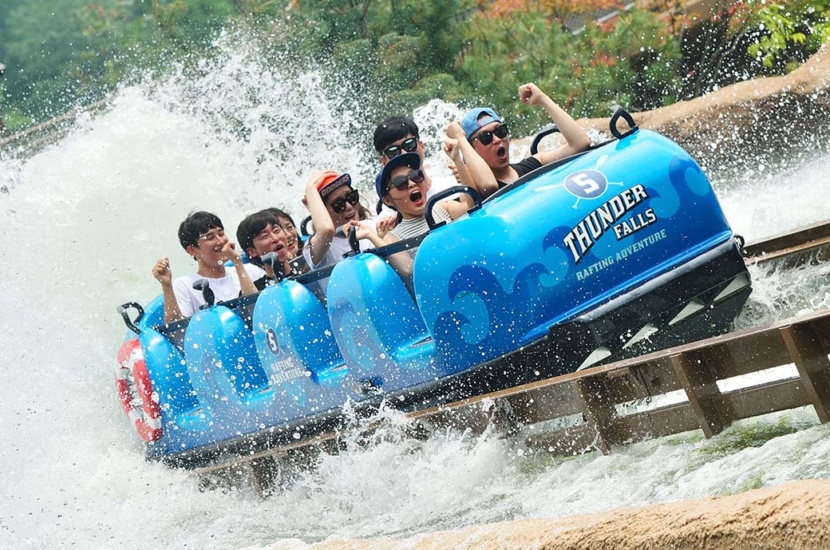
[{"xmin": 115, "ymin": 111, "xmax": 754, "ymax": 469}]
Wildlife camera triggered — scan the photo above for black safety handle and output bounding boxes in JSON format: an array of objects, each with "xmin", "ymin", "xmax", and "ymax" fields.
[
  {"xmin": 117, "ymin": 302, "xmax": 145, "ymax": 335},
  {"xmin": 610, "ymin": 106, "xmax": 638, "ymax": 139},
  {"xmin": 261, "ymin": 252, "xmax": 285, "ymax": 282},
  {"xmin": 193, "ymin": 279, "xmax": 215, "ymax": 309},
  {"xmin": 300, "ymin": 215, "xmax": 313, "ymax": 237},
  {"xmin": 425, "ymin": 185, "xmax": 482, "ymax": 230},
  {"xmin": 346, "ymin": 226, "xmax": 360, "ymax": 257},
  {"xmin": 529, "ymin": 124, "xmax": 561, "ymax": 155}
]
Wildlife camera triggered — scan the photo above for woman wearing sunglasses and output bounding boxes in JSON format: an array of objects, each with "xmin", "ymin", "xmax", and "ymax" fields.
[
  {"xmin": 302, "ymin": 171, "xmax": 398, "ymax": 283},
  {"xmin": 459, "ymin": 82, "xmax": 591, "ymax": 194},
  {"xmin": 377, "ymin": 152, "xmax": 477, "ymax": 255}
]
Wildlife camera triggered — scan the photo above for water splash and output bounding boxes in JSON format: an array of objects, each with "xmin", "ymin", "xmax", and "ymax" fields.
[{"xmin": 1, "ymin": 32, "xmax": 829, "ymax": 549}]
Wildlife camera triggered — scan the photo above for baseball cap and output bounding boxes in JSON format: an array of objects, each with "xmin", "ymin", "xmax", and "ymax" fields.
[
  {"xmin": 375, "ymin": 152, "xmax": 421, "ymax": 197},
  {"xmin": 317, "ymin": 172, "xmax": 351, "ymax": 199},
  {"xmin": 460, "ymin": 107, "xmax": 504, "ymax": 140}
]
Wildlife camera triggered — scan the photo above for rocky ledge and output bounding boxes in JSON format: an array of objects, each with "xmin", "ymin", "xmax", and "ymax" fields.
[
  {"xmin": 256, "ymin": 479, "xmax": 830, "ymax": 550},
  {"xmin": 583, "ymin": 39, "xmax": 830, "ymax": 176}
]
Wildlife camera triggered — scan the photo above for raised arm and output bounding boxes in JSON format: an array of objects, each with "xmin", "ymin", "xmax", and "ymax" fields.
[
  {"xmin": 445, "ymin": 120, "xmax": 499, "ymax": 199},
  {"xmin": 222, "ymin": 241, "xmax": 258, "ymax": 296},
  {"xmin": 152, "ymin": 257, "xmax": 184, "ymax": 324},
  {"xmin": 303, "ymin": 171, "xmax": 338, "ymax": 266},
  {"xmin": 519, "ymin": 83, "xmax": 591, "ymax": 165}
]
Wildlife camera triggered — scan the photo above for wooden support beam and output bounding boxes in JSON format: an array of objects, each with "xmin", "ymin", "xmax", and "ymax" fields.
[
  {"xmin": 491, "ymin": 392, "xmax": 538, "ymax": 436},
  {"xmin": 780, "ymin": 323, "xmax": 830, "ymax": 423},
  {"xmin": 572, "ymin": 375, "xmax": 616, "ymax": 454},
  {"xmin": 247, "ymin": 455, "xmax": 279, "ymax": 498},
  {"xmin": 192, "ymin": 310, "xmax": 830, "ymax": 488},
  {"xmin": 669, "ymin": 349, "xmax": 734, "ymax": 438}
]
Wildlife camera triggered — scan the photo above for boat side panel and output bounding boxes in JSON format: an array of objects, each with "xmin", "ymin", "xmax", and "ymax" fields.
[
  {"xmin": 138, "ymin": 326, "xmax": 209, "ymax": 454},
  {"xmin": 176, "ymin": 306, "xmax": 276, "ymax": 444},
  {"xmin": 327, "ymin": 254, "xmax": 439, "ymax": 392},
  {"xmin": 415, "ymin": 130, "xmax": 734, "ymax": 372},
  {"xmin": 251, "ymin": 281, "xmax": 350, "ymax": 414}
]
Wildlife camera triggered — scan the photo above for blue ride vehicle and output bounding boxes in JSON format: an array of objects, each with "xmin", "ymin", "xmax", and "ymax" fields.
[{"xmin": 115, "ymin": 111, "xmax": 752, "ymax": 468}]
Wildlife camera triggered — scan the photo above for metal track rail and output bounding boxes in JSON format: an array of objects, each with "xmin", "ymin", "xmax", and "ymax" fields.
[
  {"xmin": 743, "ymin": 220, "xmax": 830, "ymax": 267},
  {"xmin": 194, "ymin": 221, "xmax": 830, "ymax": 493}
]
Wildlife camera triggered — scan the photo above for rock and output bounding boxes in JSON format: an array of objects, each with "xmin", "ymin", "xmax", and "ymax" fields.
[
  {"xmin": 581, "ymin": 39, "xmax": 830, "ymax": 177},
  {"xmin": 259, "ymin": 479, "xmax": 830, "ymax": 549}
]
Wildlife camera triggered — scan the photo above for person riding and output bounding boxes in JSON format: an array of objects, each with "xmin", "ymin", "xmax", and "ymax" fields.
[
  {"xmin": 151, "ymin": 211, "xmax": 261, "ymax": 324},
  {"xmin": 373, "ymin": 116, "xmax": 426, "ymax": 167},
  {"xmin": 458, "ymin": 82, "xmax": 591, "ymax": 195},
  {"xmin": 237, "ymin": 209, "xmax": 305, "ymax": 290},
  {"xmin": 443, "ymin": 120, "xmax": 498, "ymax": 197},
  {"xmin": 377, "ymin": 152, "xmax": 476, "ymax": 248},
  {"xmin": 302, "ymin": 171, "xmax": 400, "ymax": 291},
  {"xmin": 268, "ymin": 208, "xmax": 303, "ymax": 260},
  {"xmin": 372, "ymin": 115, "xmax": 460, "ymax": 214}
]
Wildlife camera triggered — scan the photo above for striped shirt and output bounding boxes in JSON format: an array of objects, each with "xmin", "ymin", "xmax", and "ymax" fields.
[{"xmin": 391, "ymin": 207, "xmax": 452, "ymax": 257}]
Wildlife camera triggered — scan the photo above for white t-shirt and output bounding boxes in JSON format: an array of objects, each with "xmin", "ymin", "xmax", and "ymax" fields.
[
  {"xmin": 172, "ymin": 263, "xmax": 265, "ymax": 318},
  {"xmin": 302, "ymin": 220, "xmax": 377, "ymax": 294}
]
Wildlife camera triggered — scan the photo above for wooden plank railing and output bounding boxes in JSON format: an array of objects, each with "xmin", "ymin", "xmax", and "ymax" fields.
[
  {"xmin": 409, "ymin": 309, "xmax": 830, "ymax": 456},
  {"xmin": 743, "ymin": 220, "xmax": 830, "ymax": 267}
]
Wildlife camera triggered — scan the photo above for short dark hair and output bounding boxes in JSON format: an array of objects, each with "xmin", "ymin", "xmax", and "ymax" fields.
[
  {"xmin": 236, "ymin": 209, "xmax": 281, "ymax": 256},
  {"xmin": 267, "ymin": 207, "xmax": 292, "ymax": 226},
  {"xmin": 178, "ymin": 211, "xmax": 223, "ymax": 250},
  {"xmin": 268, "ymin": 208, "xmax": 304, "ymax": 252},
  {"xmin": 373, "ymin": 116, "xmax": 419, "ymax": 153}
]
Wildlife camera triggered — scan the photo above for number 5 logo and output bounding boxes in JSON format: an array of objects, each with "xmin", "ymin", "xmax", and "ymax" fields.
[{"xmin": 564, "ymin": 170, "xmax": 607, "ymax": 199}]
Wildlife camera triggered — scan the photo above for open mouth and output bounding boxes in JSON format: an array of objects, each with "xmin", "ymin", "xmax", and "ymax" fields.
[
  {"xmin": 496, "ymin": 145, "xmax": 507, "ymax": 160},
  {"xmin": 274, "ymin": 243, "xmax": 289, "ymax": 260},
  {"xmin": 409, "ymin": 188, "xmax": 424, "ymax": 205}
]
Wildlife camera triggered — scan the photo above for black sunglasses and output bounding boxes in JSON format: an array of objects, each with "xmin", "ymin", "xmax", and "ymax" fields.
[
  {"xmin": 470, "ymin": 124, "xmax": 509, "ymax": 146},
  {"xmin": 382, "ymin": 137, "xmax": 418, "ymax": 159},
  {"xmin": 386, "ymin": 169, "xmax": 425, "ymax": 193},
  {"xmin": 328, "ymin": 189, "xmax": 360, "ymax": 214}
]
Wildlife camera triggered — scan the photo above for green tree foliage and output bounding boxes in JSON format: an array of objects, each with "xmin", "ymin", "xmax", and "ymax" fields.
[
  {"xmin": 0, "ymin": 0, "xmax": 263, "ymax": 132},
  {"xmin": 458, "ymin": 8, "xmax": 681, "ymax": 134},
  {"xmin": 746, "ymin": 0, "xmax": 830, "ymax": 68},
  {"xmin": 2, "ymin": 0, "xmax": 95, "ymax": 124},
  {"xmin": 1, "ymin": 0, "xmax": 828, "ymax": 136},
  {"xmin": 264, "ymin": 0, "xmax": 468, "ymax": 122},
  {"xmin": 679, "ymin": 0, "xmax": 829, "ymax": 98}
]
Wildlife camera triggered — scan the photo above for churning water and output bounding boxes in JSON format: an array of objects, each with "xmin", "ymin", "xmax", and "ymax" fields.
[{"xmin": 1, "ymin": 41, "xmax": 830, "ymax": 549}]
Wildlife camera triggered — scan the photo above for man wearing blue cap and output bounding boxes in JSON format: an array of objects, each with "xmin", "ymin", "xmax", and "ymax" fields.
[{"xmin": 458, "ymin": 82, "xmax": 591, "ymax": 193}]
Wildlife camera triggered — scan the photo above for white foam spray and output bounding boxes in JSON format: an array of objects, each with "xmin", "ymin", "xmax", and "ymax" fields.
[{"xmin": 1, "ymin": 35, "xmax": 829, "ymax": 549}]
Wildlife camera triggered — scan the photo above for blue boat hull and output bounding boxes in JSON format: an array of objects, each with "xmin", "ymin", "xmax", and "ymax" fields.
[{"xmin": 115, "ymin": 128, "xmax": 752, "ymax": 467}]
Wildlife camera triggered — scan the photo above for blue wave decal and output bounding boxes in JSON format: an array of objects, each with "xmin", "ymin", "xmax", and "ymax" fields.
[
  {"xmin": 650, "ymin": 155, "xmax": 712, "ymax": 219},
  {"xmin": 328, "ymin": 297, "xmax": 396, "ymax": 380},
  {"xmin": 433, "ymin": 261, "xmax": 551, "ymax": 369},
  {"xmin": 669, "ymin": 156, "xmax": 711, "ymax": 197},
  {"xmin": 541, "ymin": 224, "xmax": 579, "ymax": 279}
]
